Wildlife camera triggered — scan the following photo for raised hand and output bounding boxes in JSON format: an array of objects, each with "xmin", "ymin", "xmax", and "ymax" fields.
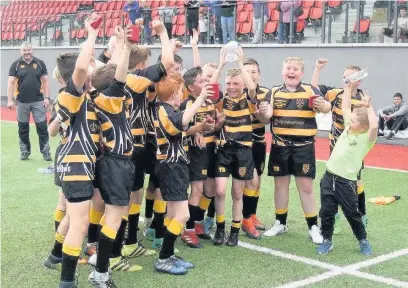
[{"xmin": 315, "ymin": 58, "xmax": 328, "ymax": 69}]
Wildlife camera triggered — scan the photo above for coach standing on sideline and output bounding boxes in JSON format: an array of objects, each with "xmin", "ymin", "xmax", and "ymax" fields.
[{"xmin": 7, "ymin": 42, "xmax": 52, "ymax": 161}]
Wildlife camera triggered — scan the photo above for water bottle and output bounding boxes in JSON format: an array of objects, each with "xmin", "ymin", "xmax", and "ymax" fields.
[
  {"xmin": 343, "ymin": 69, "xmax": 368, "ymax": 84},
  {"xmin": 224, "ymin": 41, "xmax": 239, "ymax": 63}
]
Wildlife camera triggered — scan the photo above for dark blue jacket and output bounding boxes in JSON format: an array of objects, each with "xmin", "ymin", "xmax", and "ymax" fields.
[{"xmin": 124, "ymin": 2, "xmax": 141, "ymax": 24}]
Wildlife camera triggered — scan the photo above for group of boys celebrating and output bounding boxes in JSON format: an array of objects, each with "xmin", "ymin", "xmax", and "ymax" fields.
[{"xmin": 42, "ymin": 13, "xmax": 377, "ymax": 288}]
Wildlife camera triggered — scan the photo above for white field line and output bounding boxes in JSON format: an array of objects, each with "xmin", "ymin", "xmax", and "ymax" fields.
[
  {"xmin": 275, "ymin": 270, "xmax": 343, "ymax": 288},
  {"xmin": 237, "ymin": 241, "xmax": 408, "ymax": 288}
]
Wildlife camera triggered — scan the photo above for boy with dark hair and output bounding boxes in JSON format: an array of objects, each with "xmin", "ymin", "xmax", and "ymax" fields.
[
  {"xmin": 311, "ymin": 59, "xmax": 368, "ymax": 234},
  {"xmin": 179, "ymin": 66, "xmax": 219, "ymax": 247},
  {"xmin": 318, "ymin": 83, "xmax": 376, "ymax": 256},
  {"xmin": 88, "ymin": 26, "xmax": 137, "ymax": 287},
  {"xmin": 43, "ymin": 14, "xmax": 100, "ymax": 288},
  {"xmin": 241, "ymin": 58, "xmax": 271, "ymax": 239},
  {"xmin": 209, "ymin": 47, "xmax": 258, "ymax": 247},
  {"xmin": 153, "ymin": 72, "xmax": 213, "ymax": 274},
  {"xmin": 122, "ymin": 20, "xmax": 174, "ymax": 257},
  {"xmin": 378, "ymin": 93, "xmax": 408, "ymax": 139}
]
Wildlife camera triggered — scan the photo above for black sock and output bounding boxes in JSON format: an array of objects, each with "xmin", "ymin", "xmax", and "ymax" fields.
[
  {"xmin": 145, "ymin": 199, "xmax": 154, "ymax": 219},
  {"xmin": 51, "ymin": 241, "xmax": 63, "ymax": 258},
  {"xmin": 61, "ymin": 245, "xmax": 81, "ymax": 283},
  {"xmin": 276, "ymin": 211, "xmax": 288, "ymax": 225},
  {"xmin": 207, "ymin": 198, "xmax": 215, "ymax": 218},
  {"xmin": 231, "ymin": 220, "xmax": 241, "ymax": 233},
  {"xmin": 155, "ymin": 212, "xmax": 165, "ymax": 239},
  {"xmin": 109, "ymin": 218, "xmax": 127, "ymax": 258},
  {"xmin": 126, "ymin": 213, "xmax": 140, "ymax": 245},
  {"xmin": 96, "ymin": 226, "xmax": 117, "ymax": 273},
  {"xmin": 149, "ymin": 217, "xmax": 156, "ymax": 229},
  {"xmin": 87, "ymin": 223, "xmax": 99, "ymax": 243},
  {"xmin": 306, "ymin": 216, "xmax": 318, "ymax": 229},
  {"xmin": 242, "ymin": 195, "xmax": 252, "ymax": 219},
  {"xmin": 186, "ymin": 204, "xmax": 198, "ymax": 229},
  {"xmin": 253, "ymin": 196, "xmax": 259, "ymax": 215},
  {"xmin": 358, "ymin": 192, "xmax": 366, "ymax": 215},
  {"xmin": 159, "ymin": 219, "xmax": 183, "ymax": 260}
]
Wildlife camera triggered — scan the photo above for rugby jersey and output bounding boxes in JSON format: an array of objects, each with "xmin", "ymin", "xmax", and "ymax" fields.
[
  {"xmin": 124, "ymin": 62, "xmax": 167, "ymax": 148},
  {"xmin": 180, "ymin": 95, "xmax": 217, "ymax": 148},
  {"xmin": 153, "ymin": 102, "xmax": 188, "ymax": 163},
  {"xmin": 246, "ymin": 85, "xmax": 271, "ymax": 143},
  {"xmin": 50, "ymin": 89, "xmax": 69, "ymax": 145},
  {"xmin": 55, "ymin": 79, "xmax": 100, "ymax": 182},
  {"xmin": 92, "ymin": 79, "xmax": 133, "ymax": 156},
  {"xmin": 216, "ymin": 92, "xmax": 256, "ymax": 147},
  {"xmin": 270, "ymin": 83, "xmax": 322, "ymax": 147},
  {"xmin": 324, "ymin": 87, "xmax": 364, "ymax": 148}
]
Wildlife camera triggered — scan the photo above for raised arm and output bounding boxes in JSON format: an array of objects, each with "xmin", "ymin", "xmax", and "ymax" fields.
[
  {"xmin": 237, "ymin": 47, "xmax": 256, "ymax": 100},
  {"xmin": 361, "ymin": 92, "xmax": 378, "ymax": 142},
  {"xmin": 209, "ymin": 48, "xmax": 226, "ymax": 84},
  {"xmin": 153, "ymin": 20, "xmax": 174, "ymax": 72},
  {"xmin": 311, "ymin": 58, "xmax": 328, "ymax": 88},
  {"xmin": 190, "ymin": 29, "xmax": 201, "ymax": 67},
  {"xmin": 115, "ymin": 27, "xmax": 132, "ymax": 83},
  {"xmin": 182, "ymin": 84, "xmax": 213, "ymax": 126},
  {"xmin": 342, "ymin": 84, "xmax": 354, "ymax": 123},
  {"xmin": 72, "ymin": 14, "xmax": 99, "ymax": 92}
]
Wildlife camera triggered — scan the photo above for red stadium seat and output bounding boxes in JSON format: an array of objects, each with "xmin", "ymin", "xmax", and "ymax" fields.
[
  {"xmin": 328, "ymin": 0, "xmax": 342, "ymax": 8},
  {"xmin": 302, "ymin": 0, "xmax": 315, "ymax": 8},
  {"xmin": 271, "ymin": 9, "xmax": 280, "ymax": 22},
  {"xmin": 112, "ymin": 18, "xmax": 121, "ymax": 27},
  {"xmin": 264, "ymin": 20, "xmax": 278, "ymax": 34},
  {"xmin": 175, "ymin": 24, "xmax": 185, "ymax": 36},
  {"xmin": 353, "ymin": 18, "xmax": 370, "ymax": 34},
  {"xmin": 245, "ymin": 3, "xmax": 253, "ymax": 11},
  {"xmin": 309, "ymin": 7, "xmax": 323, "ymax": 20},
  {"xmin": 77, "ymin": 28, "xmax": 88, "ymax": 40},
  {"xmin": 175, "ymin": 0, "xmax": 184, "ymax": 7},
  {"xmin": 237, "ymin": 11, "xmax": 249, "ymax": 23},
  {"xmin": 51, "ymin": 29, "xmax": 62, "ymax": 40},
  {"xmin": 236, "ymin": 22, "xmax": 241, "ymax": 33},
  {"xmin": 167, "ymin": 0, "xmax": 176, "ymax": 6},
  {"xmin": 237, "ymin": 2, "xmax": 245, "ymax": 12},
  {"xmin": 296, "ymin": 19, "xmax": 306, "ymax": 33},
  {"xmin": 172, "ymin": 15, "xmax": 178, "ymax": 25},
  {"xmin": 151, "ymin": 0, "xmax": 161, "ymax": 8},
  {"xmin": 314, "ymin": 0, "xmax": 327, "ymax": 8},
  {"xmin": 172, "ymin": 24, "xmax": 177, "ymax": 35},
  {"xmin": 268, "ymin": 2, "xmax": 278, "ymax": 10},
  {"xmin": 152, "ymin": 8, "xmax": 159, "ymax": 17},
  {"xmin": 298, "ymin": 7, "xmax": 310, "ymax": 20},
  {"xmin": 18, "ymin": 30, "xmax": 25, "ymax": 40}
]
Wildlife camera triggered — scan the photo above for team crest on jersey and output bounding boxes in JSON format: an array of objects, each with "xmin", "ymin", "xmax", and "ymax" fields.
[
  {"xmin": 296, "ymin": 99, "xmax": 304, "ymax": 109},
  {"xmin": 238, "ymin": 167, "xmax": 247, "ymax": 177},
  {"xmin": 274, "ymin": 100, "xmax": 286, "ymax": 109},
  {"xmin": 89, "ymin": 122, "xmax": 99, "ymax": 133},
  {"xmin": 239, "ymin": 100, "xmax": 246, "ymax": 109},
  {"xmin": 302, "ymin": 164, "xmax": 310, "ymax": 174},
  {"xmin": 226, "ymin": 100, "xmax": 234, "ymax": 111},
  {"xmin": 273, "ymin": 166, "xmax": 280, "ymax": 172},
  {"xmin": 202, "ymin": 169, "xmax": 207, "ymax": 175},
  {"xmin": 33, "ymin": 63, "xmax": 38, "ymax": 69},
  {"xmin": 20, "ymin": 64, "xmax": 25, "ymax": 68}
]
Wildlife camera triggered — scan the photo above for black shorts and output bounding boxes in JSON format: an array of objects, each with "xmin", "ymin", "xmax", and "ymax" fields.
[
  {"xmin": 187, "ymin": 145, "xmax": 216, "ymax": 181},
  {"xmin": 155, "ymin": 161, "xmax": 189, "ymax": 201},
  {"xmin": 215, "ymin": 143, "xmax": 254, "ymax": 180},
  {"xmin": 145, "ymin": 134, "xmax": 157, "ymax": 175},
  {"xmin": 96, "ymin": 153, "xmax": 135, "ymax": 206},
  {"xmin": 132, "ymin": 147, "xmax": 146, "ymax": 191},
  {"xmin": 252, "ymin": 142, "xmax": 266, "ymax": 176},
  {"xmin": 268, "ymin": 144, "xmax": 316, "ymax": 179},
  {"xmin": 62, "ymin": 180, "xmax": 94, "ymax": 203},
  {"xmin": 330, "ymin": 141, "xmax": 364, "ymax": 180},
  {"xmin": 54, "ymin": 144, "xmax": 63, "ymax": 187}
]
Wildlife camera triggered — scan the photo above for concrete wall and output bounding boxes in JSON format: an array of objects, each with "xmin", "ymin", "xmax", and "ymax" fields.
[{"xmin": 1, "ymin": 44, "xmax": 408, "ymax": 112}]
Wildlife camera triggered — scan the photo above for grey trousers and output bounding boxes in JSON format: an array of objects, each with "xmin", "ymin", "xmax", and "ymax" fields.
[{"xmin": 16, "ymin": 101, "xmax": 50, "ymax": 155}]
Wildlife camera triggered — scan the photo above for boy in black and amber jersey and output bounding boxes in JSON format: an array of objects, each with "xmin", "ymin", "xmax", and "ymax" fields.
[
  {"xmin": 88, "ymin": 27, "xmax": 138, "ymax": 287},
  {"xmin": 209, "ymin": 47, "xmax": 258, "ymax": 247},
  {"xmin": 311, "ymin": 59, "xmax": 368, "ymax": 234},
  {"xmin": 179, "ymin": 67, "xmax": 219, "ymax": 248},
  {"xmin": 261, "ymin": 57, "xmax": 330, "ymax": 245},
  {"xmin": 43, "ymin": 14, "xmax": 100, "ymax": 288},
  {"xmin": 241, "ymin": 58, "xmax": 271, "ymax": 239},
  {"xmin": 153, "ymin": 72, "xmax": 213, "ymax": 275},
  {"xmin": 122, "ymin": 20, "xmax": 173, "ymax": 258}
]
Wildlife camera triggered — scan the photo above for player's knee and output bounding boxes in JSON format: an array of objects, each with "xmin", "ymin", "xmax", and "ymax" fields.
[{"xmin": 232, "ymin": 190, "xmax": 243, "ymax": 201}]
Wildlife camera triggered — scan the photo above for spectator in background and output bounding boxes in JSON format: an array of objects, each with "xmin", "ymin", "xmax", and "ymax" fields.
[
  {"xmin": 97, "ymin": 48, "xmax": 111, "ymax": 64},
  {"xmin": 140, "ymin": 0, "xmax": 153, "ymax": 45},
  {"xmin": 185, "ymin": 0, "xmax": 200, "ymax": 37},
  {"xmin": 252, "ymin": 0, "xmax": 268, "ymax": 44},
  {"xmin": 378, "ymin": 93, "xmax": 408, "ymax": 140},
  {"xmin": 210, "ymin": 0, "xmax": 223, "ymax": 44},
  {"xmin": 221, "ymin": 0, "xmax": 235, "ymax": 44},
  {"xmin": 7, "ymin": 42, "xmax": 51, "ymax": 161},
  {"xmin": 198, "ymin": 8, "xmax": 215, "ymax": 44},
  {"xmin": 378, "ymin": 6, "xmax": 408, "ymax": 43},
  {"xmin": 280, "ymin": 0, "xmax": 301, "ymax": 43},
  {"xmin": 124, "ymin": 0, "xmax": 141, "ymax": 24},
  {"xmin": 159, "ymin": 5, "xmax": 177, "ymax": 38}
]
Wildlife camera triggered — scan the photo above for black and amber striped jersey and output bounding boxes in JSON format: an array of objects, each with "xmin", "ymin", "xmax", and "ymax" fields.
[
  {"xmin": 216, "ymin": 93, "xmax": 256, "ymax": 147},
  {"xmin": 245, "ymin": 85, "xmax": 271, "ymax": 143},
  {"xmin": 50, "ymin": 89, "xmax": 69, "ymax": 145},
  {"xmin": 153, "ymin": 102, "xmax": 188, "ymax": 163},
  {"xmin": 270, "ymin": 83, "xmax": 322, "ymax": 147},
  {"xmin": 124, "ymin": 63, "xmax": 167, "ymax": 148},
  {"xmin": 180, "ymin": 95, "xmax": 217, "ymax": 148},
  {"xmin": 324, "ymin": 87, "xmax": 364, "ymax": 147},
  {"xmin": 55, "ymin": 80, "xmax": 100, "ymax": 182},
  {"xmin": 92, "ymin": 79, "xmax": 133, "ymax": 156}
]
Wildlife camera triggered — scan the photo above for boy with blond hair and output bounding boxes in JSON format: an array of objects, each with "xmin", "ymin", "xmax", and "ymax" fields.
[
  {"xmin": 317, "ymin": 83, "xmax": 376, "ymax": 256},
  {"xmin": 262, "ymin": 57, "xmax": 330, "ymax": 244}
]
